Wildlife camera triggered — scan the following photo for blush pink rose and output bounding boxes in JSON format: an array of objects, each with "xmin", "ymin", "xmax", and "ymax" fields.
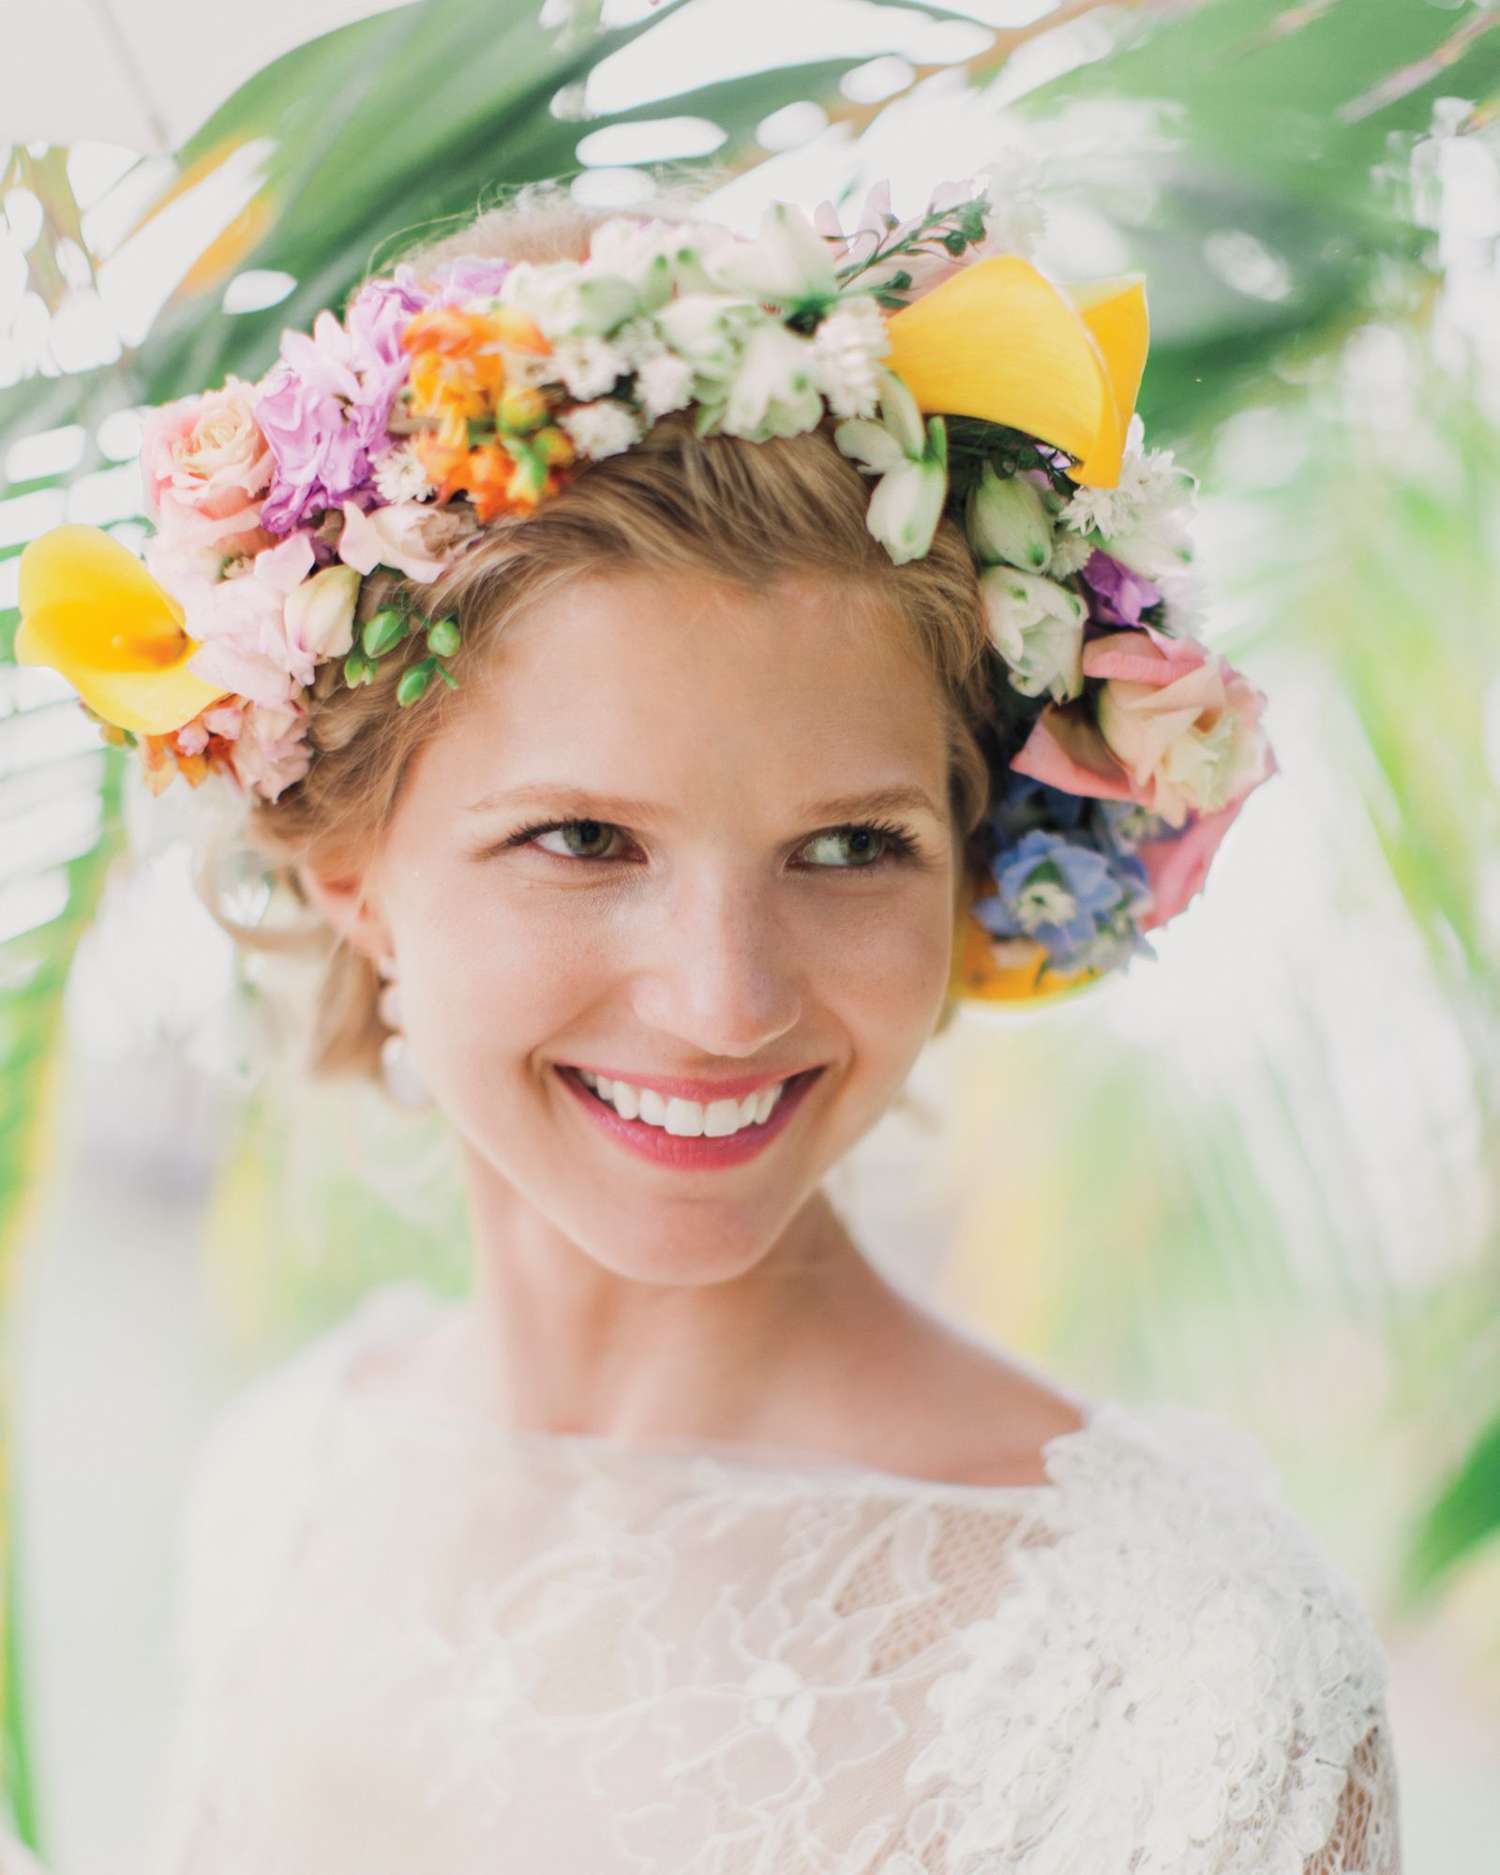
[
  {"xmin": 227, "ymin": 701, "xmax": 313, "ymax": 803},
  {"xmin": 142, "ymin": 377, "xmax": 274, "ymax": 554},
  {"xmin": 179, "ymin": 533, "xmax": 320, "ymax": 708},
  {"xmin": 336, "ymin": 498, "xmax": 478, "ymax": 583},
  {"xmin": 1011, "ymin": 628, "xmax": 1272, "ymax": 830},
  {"xmin": 1010, "ymin": 625, "xmax": 1278, "ymax": 932},
  {"xmin": 1133, "ymin": 784, "xmax": 1276, "ymax": 932}
]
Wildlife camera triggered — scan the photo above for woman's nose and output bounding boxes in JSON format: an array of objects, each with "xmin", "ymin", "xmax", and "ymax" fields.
[{"xmin": 628, "ymin": 873, "xmax": 803, "ymax": 1058}]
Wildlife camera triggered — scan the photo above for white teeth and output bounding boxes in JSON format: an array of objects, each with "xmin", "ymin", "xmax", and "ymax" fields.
[{"xmin": 575, "ymin": 1069, "xmax": 789, "ymax": 1136}]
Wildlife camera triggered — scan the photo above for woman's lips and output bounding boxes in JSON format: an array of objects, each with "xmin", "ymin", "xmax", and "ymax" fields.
[{"xmin": 555, "ymin": 1064, "xmax": 822, "ymax": 1170}]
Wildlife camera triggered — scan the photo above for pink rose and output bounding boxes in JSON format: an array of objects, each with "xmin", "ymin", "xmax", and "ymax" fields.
[
  {"xmin": 1011, "ymin": 625, "xmax": 1278, "ymax": 933},
  {"xmin": 336, "ymin": 498, "xmax": 478, "ymax": 583},
  {"xmin": 227, "ymin": 700, "xmax": 312, "ymax": 803},
  {"xmin": 1011, "ymin": 628, "xmax": 1273, "ymax": 831},
  {"xmin": 1134, "ymin": 789, "xmax": 1275, "ymax": 932},
  {"xmin": 141, "ymin": 377, "xmax": 273, "ymax": 554},
  {"xmin": 180, "ymin": 533, "xmax": 320, "ymax": 708}
]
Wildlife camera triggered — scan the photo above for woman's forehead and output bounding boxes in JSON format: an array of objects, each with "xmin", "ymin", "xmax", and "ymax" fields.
[{"xmin": 446, "ymin": 571, "xmax": 945, "ymax": 749}]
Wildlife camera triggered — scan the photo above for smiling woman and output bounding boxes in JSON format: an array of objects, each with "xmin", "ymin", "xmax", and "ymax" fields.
[
  {"xmin": 13, "ymin": 172, "xmax": 1394, "ymax": 1873},
  {"xmin": 218, "ymin": 340, "xmax": 999, "ymax": 1090}
]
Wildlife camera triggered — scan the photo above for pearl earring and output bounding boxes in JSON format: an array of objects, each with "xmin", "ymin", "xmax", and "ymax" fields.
[{"xmin": 376, "ymin": 960, "xmax": 434, "ymax": 1109}]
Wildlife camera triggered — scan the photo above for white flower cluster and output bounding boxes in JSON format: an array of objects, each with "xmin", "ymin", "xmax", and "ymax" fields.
[
  {"xmin": 460, "ymin": 180, "xmax": 1034, "ymax": 512},
  {"xmin": 958, "ymin": 434, "xmax": 1203, "ymax": 702},
  {"xmin": 488, "ymin": 199, "xmax": 900, "ymax": 464}
]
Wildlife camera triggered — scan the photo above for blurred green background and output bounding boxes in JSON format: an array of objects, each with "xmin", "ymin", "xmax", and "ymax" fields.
[{"xmin": 2, "ymin": 0, "xmax": 1499, "ymax": 1867}]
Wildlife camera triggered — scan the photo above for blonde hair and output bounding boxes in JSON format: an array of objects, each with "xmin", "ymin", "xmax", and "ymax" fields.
[{"xmin": 203, "ymin": 177, "xmax": 1011, "ymax": 1091}]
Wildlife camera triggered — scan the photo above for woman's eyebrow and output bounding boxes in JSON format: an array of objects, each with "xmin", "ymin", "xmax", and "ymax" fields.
[{"xmin": 461, "ymin": 782, "xmax": 944, "ymax": 823}]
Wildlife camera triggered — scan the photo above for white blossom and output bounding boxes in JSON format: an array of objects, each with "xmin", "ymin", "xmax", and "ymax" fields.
[
  {"xmin": 703, "ymin": 201, "xmax": 839, "ymax": 309},
  {"xmin": 721, "ymin": 323, "xmax": 824, "ymax": 439},
  {"xmin": 1059, "ymin": 414, "xmax": 1196, "ymax": 545},
  {"xmin": 552, "ymin": 335, "xmax": 628, "ymax": 401},
  {"xmin": 635, "ymin": 350, "xmax": 695, "ymax": 421},
  {"xmin": 654, "ymin": 293, "xmax": 763, "ymax": 379},
  {"xmin": 371, "ymin": 441, "xmax": 435, "ymax": 504},
  {"xmin": 587, "ymin": 216, "xmax": 738, "ymax": 299},
  {"xmin": 609, "ymin": 315, "xmax": 667, "ymax": 372},
  {"xmin": 979, "ymin": 566, "xmax": 1087, "ymax": 703},
  {"xmin": 558, "ymin": 398, "xmax": 643, "ymax": 460},
  {"xmin": 809, "ymin": 296, "xmax": 889, "ymax": 419},
  {"xmin": 836, "ymin": 370, "xmax": 949, "ymax": 565}
]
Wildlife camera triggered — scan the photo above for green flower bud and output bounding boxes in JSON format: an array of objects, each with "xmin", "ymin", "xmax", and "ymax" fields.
[
  {"xmin": 426, "ymin": 616, "xmax": 461, "ymax": 657},
  {"xmin": 397, "ymin": 661, "xmax": 435, "ymax": 707},
  {"xmin": 362, "ymin": 607, "xmax": 408, "ymax": 658},
  {"xmin": 342, "ymin": 649, "xmax": 377, "ymax": 687}
]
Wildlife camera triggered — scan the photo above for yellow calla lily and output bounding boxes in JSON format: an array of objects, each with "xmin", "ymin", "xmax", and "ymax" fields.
[
  {"xmin": 884, "ymin": 258, "xmax": 1149, "ymax": 488},
  {"xmin": 948, "ymin": 910, "xmax": 1101, "ymax": 1007},
  {"xmin": 13, "ymin": 524, "xmax": 227, "ymax": 737}
]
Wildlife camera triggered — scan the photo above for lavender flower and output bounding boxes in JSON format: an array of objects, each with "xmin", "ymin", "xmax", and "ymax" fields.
[
  {"xmin": 256, "ymin": 282, "xmax": 416, "ymax": 534},
  {"xmin": 1081, "ymin": 547, "xmax": 1163, "ymax": 627}
]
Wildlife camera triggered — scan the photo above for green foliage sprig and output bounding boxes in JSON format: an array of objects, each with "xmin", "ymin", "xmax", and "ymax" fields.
[{"xmin": 343, "ymin": 595, "xmax": 463, "ymax": 706}]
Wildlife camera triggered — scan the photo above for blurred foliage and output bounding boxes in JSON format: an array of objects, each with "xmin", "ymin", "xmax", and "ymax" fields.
[{"xmin": 5, "ymin": 0, "xmax": 1500, "ymax": 1848}]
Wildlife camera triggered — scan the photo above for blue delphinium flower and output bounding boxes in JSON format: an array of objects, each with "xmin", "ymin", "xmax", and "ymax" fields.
[{"xmin": 975, "ymin": 777, "xmax": 1162, "ymax": 977}]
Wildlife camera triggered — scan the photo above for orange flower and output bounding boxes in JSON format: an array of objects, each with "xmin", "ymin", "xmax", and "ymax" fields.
[{"xmin": 402, "ymin": 305, "xmax": 551, "ymax": 432}]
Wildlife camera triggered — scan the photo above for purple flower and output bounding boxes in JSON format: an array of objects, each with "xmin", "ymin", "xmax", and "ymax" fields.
[
  {"xmin": 1081, "ymin": 548, "xmax": 1162, "ymax": 627},
  {"xmin": 389, "ymin": 255, "xmax": 512, "ymax": 308},
  {"xmin": 256, "ymin": 289, "xmax": 412, "ymax": 534},
  {"xmin": 255, "ymin": 259, "xmax": 513, "ymax": 534}
]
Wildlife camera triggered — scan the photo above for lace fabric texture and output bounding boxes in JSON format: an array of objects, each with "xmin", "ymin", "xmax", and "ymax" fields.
[{"xmin": 132, "ymin": 1280, "xmax": 1401, "ymax": 1875}]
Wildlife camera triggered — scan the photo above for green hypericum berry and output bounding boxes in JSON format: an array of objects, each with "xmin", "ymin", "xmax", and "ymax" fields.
[
  {"xmin": 362, "ymin": 607, "xmax": 408, "ymax": 658},
  {"xmin": 396, "ymin": 661, "xmax": 434, "ymax": 707},
  {"xmin": 343, "ymin": 650, "xmax": 376, "ymax": 687},
  {"xmin": 426, "ymin": 616, "xmax": 461, "ymax": 657}
]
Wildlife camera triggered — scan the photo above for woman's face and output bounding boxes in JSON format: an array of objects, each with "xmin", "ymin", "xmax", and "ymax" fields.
[{"xmin": 362, "ymin": 565, "xmax": 962, "ymax": 1284}]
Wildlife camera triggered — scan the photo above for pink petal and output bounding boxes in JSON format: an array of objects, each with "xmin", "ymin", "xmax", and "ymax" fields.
[
  {"xmin": 1082, "ymin": 629, "xmax": 1210, "ymax": 687},
  {"xmin": 1009, "ymin": 702, "xmax": 1135, "ymax": 802},
  {"xmin": 1135, "ymin": 743, "xmax": 1280, "ymax": 931}
]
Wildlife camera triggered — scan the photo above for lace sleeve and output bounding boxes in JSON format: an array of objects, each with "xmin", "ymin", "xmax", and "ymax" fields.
[
  {"xmin": 1303, "ymin": 1709, "xmax": 1402, "ymax": 1875},
  {"xmin": 910, "ymin": 1401, "xmax": 1405, "ymax": 1875}
]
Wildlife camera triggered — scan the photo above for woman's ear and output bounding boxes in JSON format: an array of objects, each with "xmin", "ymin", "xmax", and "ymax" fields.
[{"xmin": 295, "ymin": 861, "xmax": 393, "ymax": 968}]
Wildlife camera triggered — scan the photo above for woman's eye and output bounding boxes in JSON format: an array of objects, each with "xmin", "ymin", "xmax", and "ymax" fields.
[
  {"xmin": 499, "ymin": 818, "xmax": 920, "ymax": 870},
  {"xmin": 799, "ymin": 824, "xmax": 915, "ymax": 869},
  {"xmin": 530, "ymin": 819, "xmax": 622, "ymax": 861}
]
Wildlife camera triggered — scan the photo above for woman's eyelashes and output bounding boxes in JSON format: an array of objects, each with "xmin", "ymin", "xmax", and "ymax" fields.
[{"xmin": 484, "ymin": 816, "xmax": 928, "ymax": 872}]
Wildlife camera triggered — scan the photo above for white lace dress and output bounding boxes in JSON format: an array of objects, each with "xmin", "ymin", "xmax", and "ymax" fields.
[{"xmin": 129, "ymin": 1279, "xmax": 1400, "ymax": 1874}]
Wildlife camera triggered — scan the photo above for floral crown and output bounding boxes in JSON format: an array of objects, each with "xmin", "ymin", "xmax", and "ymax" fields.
[{"xmin": 13, "ymin": 174, "xmax": 1275, "ymax": 1008}]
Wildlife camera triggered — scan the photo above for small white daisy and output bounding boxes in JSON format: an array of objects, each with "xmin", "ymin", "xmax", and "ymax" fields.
[
  {"xmin": 636, "ymin": 350, "xmax": 695, "ymax": 421},
  {"xmin": 810, "ymin": 297, "xmax": 890, "ymax": 420},
  {"xmin": 552, "ymin": 335, "xmax": 628, "ymax": 402},
  {"xmin": 558, "ymin": 398, "xmax": 644, "ymax": 460},
  {"xmin": 609, "ymin": 315, "xmax": 668, "ymax": 373},
  {"xmin": 1059, "ymin": 479, "xmax": 1137, "ymax": 539},
  {"xmin": 371, "ymin": 441, "xmax": 435, "ymax": 504}
]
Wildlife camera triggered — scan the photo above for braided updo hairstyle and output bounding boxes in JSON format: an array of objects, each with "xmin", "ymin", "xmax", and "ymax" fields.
[{"xmin": 200, "ymin": 176, "xmax": 1015, "ymax": 1090}]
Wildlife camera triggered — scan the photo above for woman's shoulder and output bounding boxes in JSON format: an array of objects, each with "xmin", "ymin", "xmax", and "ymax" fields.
[{"xmin": 915, "ymin": 1394, "xmax": 1397, "ymax": 1872}]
